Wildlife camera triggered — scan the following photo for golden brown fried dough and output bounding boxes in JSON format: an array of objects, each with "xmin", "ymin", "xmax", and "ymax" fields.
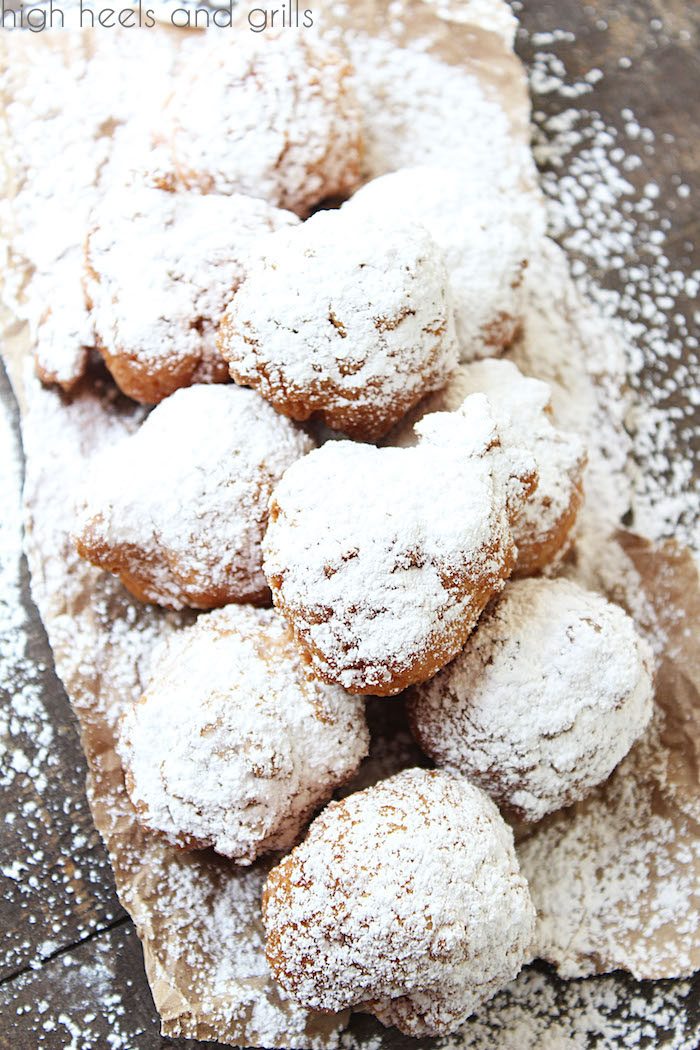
[{"xmin": 74, "ymin": 384, "xmax": 314, "ymax": 610}]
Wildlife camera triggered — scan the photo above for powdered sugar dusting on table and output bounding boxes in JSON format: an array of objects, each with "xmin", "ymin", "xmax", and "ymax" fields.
[
  {"xmin": 0, "ymin": 385, "xmax": 52, "ymax": 818},
  {"xmin": 522, "ymin": 21, "xmax": 699, "ymax": 553}
]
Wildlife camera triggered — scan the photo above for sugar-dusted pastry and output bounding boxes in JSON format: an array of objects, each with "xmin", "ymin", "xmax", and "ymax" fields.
[
  {"xmin": 154, "ymin": 31, "xmax": 363, "ymax": 216},
  {"xmin": 409, "ymin": 577, "xmax": 654, "ymax": 822},
  {"xmin": 263, "ymin": 768, "xmax": 535, "ymax": 1036},
  {"xmin": 391, "ymin": 359, "xmax": 587, "ymax": 575},
  {"xmin": 120, "ymin": 605, "xmax": 369, "ymax": 864},
  {"xmin": 263, "ymin": 394, "xmax": 536, "ymax": 694},
  {"xmin": 218, "ymin": 209, "xmax": 458, "ymax": 441},
  {"xmin": 345, "ymin": 165, "xmax": 534, "ymax": 360},
  {"xmin": 34, "ymin": 253, "xmax": 95, "ymax": 394},
  {"xmin": 84, "ymin": 186, "xmax": 298, "ymax": 404},
  {"xmin": 74, "ymin": 384, "xmax": 314, "ymax": 610}
]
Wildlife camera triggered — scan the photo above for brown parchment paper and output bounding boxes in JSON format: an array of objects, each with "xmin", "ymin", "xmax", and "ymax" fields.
[{"xmin": 1, "ymin": 2, "xmax": 698, "ymax": 1047}]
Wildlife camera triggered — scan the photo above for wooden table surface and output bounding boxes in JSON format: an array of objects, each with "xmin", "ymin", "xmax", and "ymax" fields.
[{"xmin": 1, "ymin": 2, "xmax": 698, "ymax": 1047}]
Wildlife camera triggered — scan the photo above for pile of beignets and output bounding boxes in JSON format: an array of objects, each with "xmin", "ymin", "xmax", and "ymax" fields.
[{"xmin": 57, "ymin": 27, "xmax": 655, "ymax": 1040}]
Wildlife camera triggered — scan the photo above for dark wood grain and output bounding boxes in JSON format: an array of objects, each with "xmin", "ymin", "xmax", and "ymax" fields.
[
  {"xmin": 515, "ymin": 0, "xmax": 700, "ymax": 542},
  {"xmin": 1, "ymin": 2, "xmax": 698, "ymax": 1047},
  {"xmin": 0, "ymin": 920, "xmax": 198, "ymax": 1050},
  {"xmin": 0, "ymin": 361, "xmax": 126, "ymax": 987}
]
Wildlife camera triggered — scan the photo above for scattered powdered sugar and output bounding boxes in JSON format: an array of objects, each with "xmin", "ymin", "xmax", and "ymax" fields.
[
  {"xmin": 85, "ymin": 185, "xmax": 298, "ymax": 403},
  {"xmin": 157, "ymin": 25, "xmax": 363, "ymax": 216},
  {"xmin": 342, "ymin": 966, "xmax": 699, "ymax": 1050},
  {"xmin": 345, "ymin": 166, "xmax": 538, "ymax": 360},
  {"xmin": 0, "ymin": 375, "xmax": 52, "ymax": 821},
  {"xmin": 263, "ymin": 394, "xmax": 535, "ymax": 694},
  {"xmin": 120, "ymin": 603, "xmax": 369, "ymax": 863},
  {"xmin": 1, "ymin": 923, "xmax": 151, "ymax": 1050},
  {"xmin": 522, "ymin": 22, "xmax": 699, "ymax": 552},
  {"xmin": 0, "ymin": 367, "xmax": 127, "ymax": 981},
  {"xmin": 74, "ymin": 383, "xmax": 314, "ymax": 610},
  {"xmin": 0, "ymin": 379, "xmax": 58, "ymax": 967},
  {"xmin": 219, "ymin": 208, "xmax": 457, "ymax": 440},
  {"xmin": 409, "ymin": 577, "xmax": 654, "ymax": 822},
  {"xmin": 263, "ymin": 768, "xmax": 535, "ymax": 1037},
  {"xmin": 453, "ymin": 968, "xmax": 698, "ymax": 1050}
]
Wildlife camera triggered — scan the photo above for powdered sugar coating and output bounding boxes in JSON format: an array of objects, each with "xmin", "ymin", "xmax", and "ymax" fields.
[
  {"xmin": 392, "ymin": 358, "xmax": 587, "ymax": 574},
  {"xmin": 85, "ymin": 186, "xmax": 298, "ymax": 403},
  {"xmin": 263, "ymin": 768, "xmax": 535, "ymax": 1036},
  {"xmin": 345, "ymin": 166, "xmax": 536, "ymax": 360},
  {"xmin": 263, "ymin": 394, "xmax": 536, "ymax": 694},
  {"xmin": 74, "ymin": 384, "xmax": 314, "ymax": 610},
  {"xmin": 120, "ymin": 604, "xmax": 369, "ymax": 864},
  {"xmin": 156, "ymin": 30, "xmax": 363, "ymax": 217},
  {"xmin": 218, "ymin": 208, "xmax": 458, "ymax": 441},
  {"xmin": 409, "ymin": 577, "xmax": 655, "ymax": 822},
  {"xmin": 33, "ymin": 254, "xmax": 94, "ymax": 392}
]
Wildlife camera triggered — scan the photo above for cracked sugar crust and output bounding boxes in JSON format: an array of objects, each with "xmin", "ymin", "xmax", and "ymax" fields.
[
  {"xmin": 262, "ymin": 768, "xmax": 535, "ymax": 1037},
  {"xmin": 154, "ymin": 29, "xmax": 363, "ymax": 217},
  {"xmin": 73, "ymin": 384, "xmax": 314, "ymax": 611},
  {"xmin": 408, "ymin": 577, "xmax": 655, "ymax": 823},
  {"xmin": 344, "ymin": 165, "xmax": 537, "ymax": 361},
  {"xmin": 218, "ymin": 208, "xmax": 458, "ymax": 441},
  {"xmin": 119, "ymin": 604, "xmax": 369, "ymax": 864},
  {"xmin": 391, "ymin": 358, "xmax": 587, "ymax": 575},
  {"xmin": 262, "ymin": 394, "xmax": 537, "ymax": 695},
  {"xmin": 84, "ymin": 185, "xmax": 298, "ymax": 404}
]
